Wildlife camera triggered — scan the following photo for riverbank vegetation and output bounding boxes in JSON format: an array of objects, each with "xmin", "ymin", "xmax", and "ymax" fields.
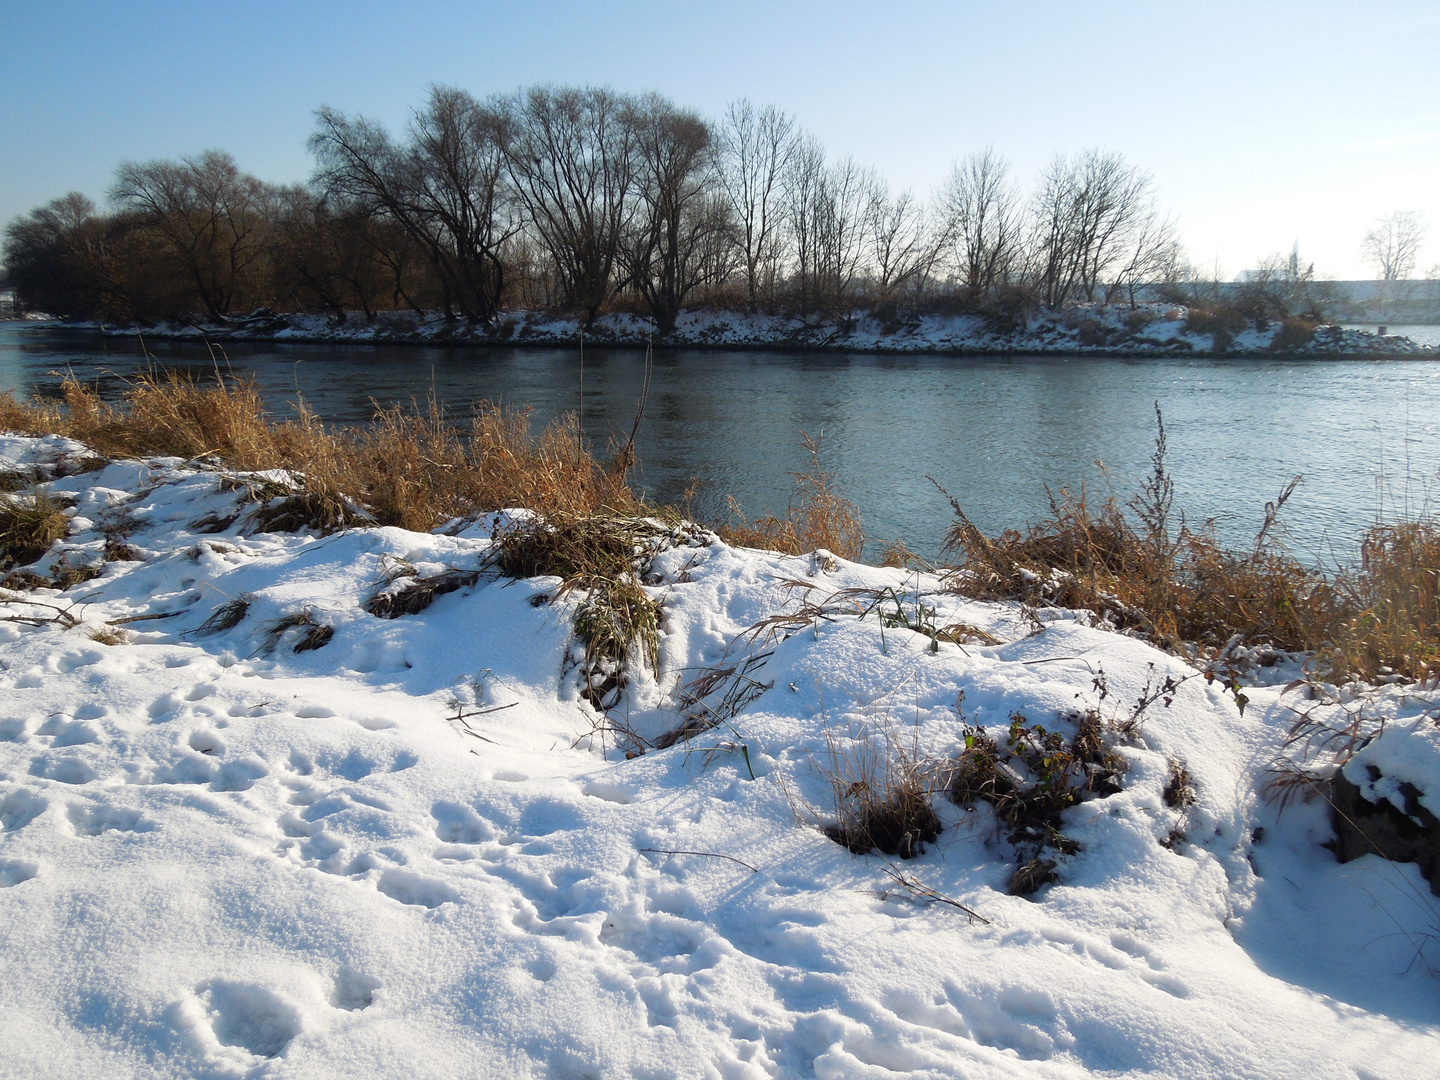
[
  {"xmin": 2, "ymin": 84, "xmax": 1340, "ymax": 337},
  {"xmin": 1, "ymin": 375, "xmax": 1435, "ymax": 686}
]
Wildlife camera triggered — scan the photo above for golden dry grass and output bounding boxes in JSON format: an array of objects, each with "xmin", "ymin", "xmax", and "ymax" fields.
[
  {"xmin": 0, "ymin": 372, "xmax": 642, "ymax": 533},
  {"xmin": 0, "ymin": 490, "xmax": 71, "ymax": 571},
  {"xmin": 938, "ymin": 473, "xmax": 1438, "ymax": 684},
  {"xmin": 720, "ymin": 434, "xmax": 864, "ymax": 561}
]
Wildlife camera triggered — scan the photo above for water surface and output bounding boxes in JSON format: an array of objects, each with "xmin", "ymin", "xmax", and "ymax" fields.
[{"xmin": 2, "ymin": 323, "xmax": 1437, "ymax": 562}]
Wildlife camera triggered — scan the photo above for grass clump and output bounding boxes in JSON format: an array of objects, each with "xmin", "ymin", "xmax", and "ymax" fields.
[
  {"xmin": 722, "ymin": 434, "xmax": 864, "ymax": 561},
  {"xmin": 496, "ymin": 513, "xmax": 686, "ymax": 710},
  {"xmin": 821, "ymin": 715, "xmax": 944, "ymax": 860},
  {"xmin": 257, "ymin": 610, "xmax": 334, "ymax": 654},
  {"xmin": 196, "ymin": 595, "xmax": 252, "ymax": 636},
  {"xmin": 0, "ymin": 490, "xmax": 70, "ymax": 572},
  {"xmin": 365, "ymin": 568, "xmax": 481, "ymax": 619}
]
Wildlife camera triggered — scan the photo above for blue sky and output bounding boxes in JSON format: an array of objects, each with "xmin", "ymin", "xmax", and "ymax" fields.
[{"xmin": 3, "ymin": 0, "xmax": 1437, "ymax": 278}]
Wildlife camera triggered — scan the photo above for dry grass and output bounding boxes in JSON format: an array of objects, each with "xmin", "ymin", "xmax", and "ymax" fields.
[
  {"xmin": 364, "ymin": 568, "xmax": 483, "ymax": 619},
  {"xmin": 934, "ymin": 409, "xmax": 1437, "ymax": 685},
  {"xmin": 0, "ymin": 490, "xmax": 70, "ymax": 572},
  {"xmin": 721, "ymin": 434, "xmax": 864, "ymax": 561},
  {"xmin": 820, "ymin": 713, "xmax": 944, "ymax": 860},
  {"xmin": 0, "ymin": 372, "xmax": 643, "ymax": 536},
  {"xmin": 1328, "ymin": 522, "xmax": 1440, "ymax": 683},
  {"xmin": 196, "ymin": 595, "xmax": 252, "ymax": 636},
  {"xmin": 257, "ymin": 610, "xmax": 334, "ymax": 655},
  {"xmin": 494, "ymin": 513, "xmax": 682, "ymax": 709},
  {"xmin": 1269, "ymin": 317, "xmax": 1317, "ymax": 352}
]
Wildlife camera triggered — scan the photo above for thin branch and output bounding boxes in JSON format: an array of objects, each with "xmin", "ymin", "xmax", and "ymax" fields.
[
  {"xmin": 879, "ymin": 866, "xmax": 991, "ymax": 924},
  {"xmin": 639, "ymin": 847, "xmax": 759, "ymax": 873}
]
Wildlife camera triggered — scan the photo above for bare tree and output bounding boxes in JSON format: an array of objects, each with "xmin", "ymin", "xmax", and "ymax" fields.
[
  {"xmin": 111, "ymin": 150, "xmax": 272, "ymax": 320},
  {"xmin": 939, "ymin": 147, "xmax": 1021, "ymax": 297},
  {"xmin": 1239, "ymin": 243, "xmax": 1327, "ymax": 321},
  {"xmin": 1361, "ymin": 210, "xmax": 1427, "ymax": 281},
  {"xmin": 621, "ymin": 93, "xmax": 723, "ymax": 334},
  {"xmin": 310, "ymin": 86, "xmax": 514, "ymax": 323},
  {"xmin": 782, "ymin": 134, "xmax": 826, "ymax": 314},
  {"xmin": 865, "ymin": 183, "xmax": 942, "ymax": 304},
  {"xmin": 1027, "ymin": 149, "xmax": 1155, "ymax": 308},
  {"xmin": 814, "ymin": 156, "xmax": 876, "ymax": 309},
  {"xmin": 714, "ymin": 100, "xmax": 796, "ymax": 310},
  {"xmin": 787, "ymin": 152, "xmax": 876, "ymax": 312},
  {"xmin": 1104, "ymin": 202, "xmax": 1182, "ymax": 307},
  {"xmin": 500, "ymin": 85, "xmax": 637, "ymax": 327}
]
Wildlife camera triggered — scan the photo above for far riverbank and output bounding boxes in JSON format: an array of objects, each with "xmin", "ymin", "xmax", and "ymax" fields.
[{"xmin": 67, "ymin": 304, "xmax": 1440, "ymax": 360}]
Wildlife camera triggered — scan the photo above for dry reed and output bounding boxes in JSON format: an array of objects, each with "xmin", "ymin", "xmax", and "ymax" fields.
[
  {"xmin": 0, "ymin": 371, "xmax": 642, "ymax": 534},
  {"xmin": 721, "ymin": 434, "xmax": 864, "ymax": 561},
  {"xmin": 934, "ymin": 411, "xmax": 1439, "ymax": 685}
]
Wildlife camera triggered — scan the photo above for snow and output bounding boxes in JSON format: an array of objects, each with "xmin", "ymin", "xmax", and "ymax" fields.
[
  {"xmin": 79, "ymin": 305, "xmax": 1439, "ymax": 358},
  {"xmin": 1, "ymin": 434, "xmax": 1438, "ymax": 1079}
]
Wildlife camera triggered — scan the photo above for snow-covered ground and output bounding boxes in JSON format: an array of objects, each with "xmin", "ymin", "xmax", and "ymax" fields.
[
  {"xmin": 84, "ymin": 305, "xmax": 1439, "ymax": 358},
  {"xmin": 2, "ymin": 433, "xmax": 1438, "ymax": 1079}
]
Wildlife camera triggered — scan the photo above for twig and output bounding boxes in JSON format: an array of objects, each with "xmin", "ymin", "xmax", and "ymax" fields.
[
  {"xmin": 639, "ymin": 848, "xmax": 759, "ymax": 873},
  {"xmin": 0, "ymin": 594, "xmax": 80, "ymax": 628},
  {"xmin": 452, "ymin": 701, "xmax": 518, "ymax": 721},
  {"xmin": 879, "ymin": 866, "xmax": 990, "ymax": 924},
  {"xmin": 109, "ymin": 610, "xmax": 184, "ymax": 625}
]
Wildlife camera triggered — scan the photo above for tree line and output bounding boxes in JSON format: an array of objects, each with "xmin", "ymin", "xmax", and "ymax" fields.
[{"xmin": 4, "ymin": 84, "xmax": 1190, "ymax": 330}]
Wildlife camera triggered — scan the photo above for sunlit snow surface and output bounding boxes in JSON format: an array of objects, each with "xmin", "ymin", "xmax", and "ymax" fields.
[{"xmin": 0, "ymin": 433, "xmax": 1437, "ymax": 1080}]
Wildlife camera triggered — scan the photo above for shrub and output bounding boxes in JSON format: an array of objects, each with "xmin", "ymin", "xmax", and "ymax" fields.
[
  {"xmin": 1268, "ymin": 317, "xmax": 1317, "ymax": 352},
  {"xmin": 948, "ymin": 708, "xmax": 1127, "ymax": 895},
  {"xmin": 1182, "ymin": 306, "xmax": 1246, "ymax": 337},
  {"xmin": 721, "ymin": 434, "xmax": 864, "ymax": 561},
  {"xmin": 0, "ymin": 490, "xmax": 69, "ymax": 571}
]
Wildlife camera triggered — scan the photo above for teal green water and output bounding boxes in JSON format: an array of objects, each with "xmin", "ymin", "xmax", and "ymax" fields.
[{"xmin": 4, "ymin": 323, "xmax": 1438, "ymax": 562}]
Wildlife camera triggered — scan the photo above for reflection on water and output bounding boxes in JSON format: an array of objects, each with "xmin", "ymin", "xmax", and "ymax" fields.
[{"xmin": 2, "ymin": 322, "xmax": 1438, "ymax": 561}]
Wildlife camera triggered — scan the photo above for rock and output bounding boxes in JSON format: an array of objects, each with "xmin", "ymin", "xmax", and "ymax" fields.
[{"xmin": 1331, "ymin": 766, "xmax": 1440, "ymax": 896}]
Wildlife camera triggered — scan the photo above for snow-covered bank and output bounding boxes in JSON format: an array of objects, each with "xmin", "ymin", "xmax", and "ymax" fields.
[
  {"xmin": 2, "ymin": 433, "xmax": 1438, "ymax": 1080},
  {"xmin": 83, "ymin": 305, "xmax": 1439, "ymax": 358}
]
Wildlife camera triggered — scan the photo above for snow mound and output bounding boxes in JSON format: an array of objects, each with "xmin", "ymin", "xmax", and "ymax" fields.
[{"xmin": 1, "ymin": 435, "xmax": 1437, "ymax": 1078}]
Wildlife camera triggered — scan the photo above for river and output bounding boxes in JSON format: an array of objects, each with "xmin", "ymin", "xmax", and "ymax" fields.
[{"xmin": 2, "ymin": 322, "xmax": 1438, "ymax": 563}]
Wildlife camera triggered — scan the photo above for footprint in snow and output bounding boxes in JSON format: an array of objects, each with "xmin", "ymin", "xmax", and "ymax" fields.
[
  {"xmin": 35, "ymin": 715, "xmax": 102, "ymax": 747},
  {"xmin": 29, "ymin": 756, "xmax": 98, "ymax": 785},
  {"xmin": 0, "ymin": 858, "xmax": 39, "ymax": 887},
  {"xmin": 331, "ymin": 969, "xmax": 381, "ymax": 1011},
  {"xmin": 431, "ymin": 801, "xmax": 494, "ymax": 844},
  {"xmin": 196, "ymin": 979, "xmax": 302, "ymax": 1059},
  {"xmin": 1, "ymin": 790, "xmax": 47, "ymax": 831},
  {"xmin": 67, "ymin": 802, "xmax": 156, "ymax": 836},
  {"xmin": 210, "ymin": 757, "xmax": 270, "ymax": 792},
  {"xmin": 55, "ymin": 648, "xmax": 104, "ymax": 673},
  {"xmin": 315, "ymin": 748, "xmax": 376, "ymax": 781},
  {"xmin": 376, "ymin": 868, "xmax": 460, "ymax": 909}
]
